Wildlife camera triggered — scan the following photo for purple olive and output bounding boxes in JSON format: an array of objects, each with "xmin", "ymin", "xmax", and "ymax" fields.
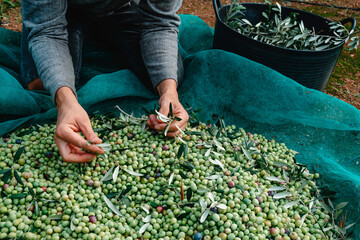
[
  {"xmin": 89, "ymin": 215, "xmax": 96, "ymax": 223},
  {"xmin": 162, "ymin": 145, "xmax": 169, "ymax": 151},
  {"xmin": 87, "ymin": 180, "xmax": 94, "ymax": 186},
  {"xmin": 45, "ymin": 151, "xmax": 54, "ymax": 159},
  {"xmin": 256, "ymin": 196, "xmax": 263, "ymax": 204},
  {"xmin": 228, "ymin": 181, "xmax": 235, "ymax": 188},
  {"xmin": 210, "ymin": 207, "xmax": 218, "ymax": 213}
]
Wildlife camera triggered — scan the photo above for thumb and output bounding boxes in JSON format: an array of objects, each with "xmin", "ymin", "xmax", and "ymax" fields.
[{"xmin": 80, "ymin": 121, "xmax": 102, "ymax": 144}]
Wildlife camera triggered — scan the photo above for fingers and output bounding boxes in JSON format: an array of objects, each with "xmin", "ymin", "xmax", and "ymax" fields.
[
  {"xmin": 79, "ymin": 120, "xmax": 102, "ymax": 144},
  {"xmin": 56, "ymin": 126, "xmax": 104, "ymax": 155},
  {"xmin": 55, "ymin": 135, "xmax": 96, "ymax": 163}
]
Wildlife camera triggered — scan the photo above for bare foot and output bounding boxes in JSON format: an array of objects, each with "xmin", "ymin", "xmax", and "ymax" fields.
[{"xmin": 28, "ymin": 78, "xmax": 45, "ymax": 91}]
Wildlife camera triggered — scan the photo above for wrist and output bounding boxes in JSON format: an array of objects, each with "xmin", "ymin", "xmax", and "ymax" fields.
[
  {"xmin": 156, "ymin": 79, "xmax": 178, "ymax": 97},
  {"xmin": 55, "ymin": 87, "xmax": 78, "ymax": 110}
]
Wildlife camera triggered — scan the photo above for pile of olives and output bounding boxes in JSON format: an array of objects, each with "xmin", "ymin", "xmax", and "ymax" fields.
[{"xmin": 0, "ymin": 114, "xmax": 341, "ymax": 240}]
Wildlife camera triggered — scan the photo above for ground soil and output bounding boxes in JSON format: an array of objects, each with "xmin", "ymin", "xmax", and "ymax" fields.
[{"xmin": 1, "ymin": 0, "xmax": 360, "ymax": 109}]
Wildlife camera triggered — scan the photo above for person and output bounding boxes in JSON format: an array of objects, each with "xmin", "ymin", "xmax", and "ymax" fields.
[{"xmin": 20, "ymin": 0, "xmax": 189, "ymax": 163}]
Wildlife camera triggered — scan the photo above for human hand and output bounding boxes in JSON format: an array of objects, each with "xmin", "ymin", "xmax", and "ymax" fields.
[
  {"xmin": 147, "ymin": 79, "xmax": 189, "ymax": 137},
  {"xmin": 54, "ymin": 87, "xmax": 104, "ymax": 163}
]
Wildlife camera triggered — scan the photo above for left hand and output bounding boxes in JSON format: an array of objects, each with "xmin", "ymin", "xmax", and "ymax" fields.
[{"xmin": 147, "ymin": 79, "xmax": 189, "ymax": 137}]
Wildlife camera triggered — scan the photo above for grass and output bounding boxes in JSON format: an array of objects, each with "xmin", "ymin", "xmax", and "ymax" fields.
[{"xmin": 0, "ymin": 0, "xmax": 20, "ymax": 20}]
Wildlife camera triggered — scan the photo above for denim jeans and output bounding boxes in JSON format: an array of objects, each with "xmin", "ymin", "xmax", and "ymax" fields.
[{"xmin": 20, "ymin": 0, "xmax": 183, "ymax": 100}]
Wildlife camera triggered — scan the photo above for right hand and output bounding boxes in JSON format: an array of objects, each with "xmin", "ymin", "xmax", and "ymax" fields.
[{"xmin": 54, "ymin": 87, "xmax": 104, "ymax": 163}]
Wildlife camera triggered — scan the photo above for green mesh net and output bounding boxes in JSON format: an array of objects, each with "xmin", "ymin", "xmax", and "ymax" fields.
[{"xmin": 0, "ymin": 15, "xmax": 359, "ymax": 238}]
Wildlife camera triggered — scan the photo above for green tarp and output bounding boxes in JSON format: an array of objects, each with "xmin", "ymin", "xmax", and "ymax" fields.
[{"xmin": 0, "ymin": 15, "xmax": 359, "ymax": 238}]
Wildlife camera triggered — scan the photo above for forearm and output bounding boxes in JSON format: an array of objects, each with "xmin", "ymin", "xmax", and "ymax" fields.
[
  {"xmin": 29, "ymin": 39, "xmax": 77, "ymax": 101},
  {"xmin": 138, "ymin": 0, "xmax": 182, "ymax": 89},
  {"xmin": 22, "ymin": 0, "xmax": 76, "ymax": 101}
]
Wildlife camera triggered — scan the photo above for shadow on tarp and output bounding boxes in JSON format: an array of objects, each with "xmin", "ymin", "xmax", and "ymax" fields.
[{"xmin": 0, "ymin": 14, "xmax": 359, "ymax": 238}]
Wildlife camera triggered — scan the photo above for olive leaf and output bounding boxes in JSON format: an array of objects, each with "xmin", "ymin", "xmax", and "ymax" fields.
[
  {"xmin": 273, "ymin": 192, "xmax": 291, "ymax": 199},
  {"xmin": 209, "ymin": 158, "xmax": 224, "ymax": 171},
  {"xmin": 48, "ymin": 214, "xmax": 63, "ymax": 220},
  {"xmin": 266, "ymin": 176, "xmax": 284, "ymax": 182},
  {"xmin": 103, "ymin": 196, "xmax": 123, "ymax": 216},
  {"xmin": 284, "ymin": 200, "xmax": 299, "ymax": 209},
  {"xmin": 141, "ymin": 206, "xmax": 150, "ymax": 215},
  {"xmin": 179, "ymin": 171, "xmax": 188, "ymax": 179},
  {"xmin": 34, "ymin": 201, "xmax": 39, "ymax": 216},
  {"xmin": 241, "ymin": 147, "xmax": 253, "ymax": 161},
  {"xmin": 149, "ymin": 201, "xmax": 159, "ymax": 208},
  {"xmin": 216, "ymin": 204, "xmax": 227, "ymax": 210},
  {"xmin": 10, "ymin": 193, "xmax": 30, "ymax": 199},
  {"xmin": 268, "ymin": 186, "xmax": 286, "ymax": 191},
  {"xmin": 113, "ymin": 166, "xmax": 120, "ymax": 183},
  {"xmin": 335, "ymin": 202, "xmax": 348, "ymax": 210},
  {"xmin": 197, "ymin": 188, "xmax": 209, "ymax": 193},
  {"xmin": 200, "ymin": 208, "xmax": 210, "ymax": 223},
  {"xmin": 320, "ymin": 201, "xmax": 332, "ymax": 213},
  {"xmin": 142, "ymin": 215, "xmax": 152, "ymax": 223},
  {"xmin": 101, "ymin": 165, "xmax": 115, "ymax": 182},
  {"xmin": 0, "ymin": 168, "xmax": 11, "ymax": 175},
  {"xmin": 96, "ymin": 143, "xmax": 111, "ymax": 153},
  {"xmin": 187, "ymin": 188, "xmax": 193, "ymax": 202},
  {"xmin": 177, "ymin": 212, "xmax": 190, "ymax": 220},
  {"xmin": 70, "ymin": 217, "xmax": 76, "ymax": 231},
  {"xmin": 184, "ymin": 161, "xmax": 195, "ymax": 169},
  {"xmin": 121, "ymin": 197, "xmax": 131, "ymax": 207},
  {"xmin": 344, "ymin": 222, "xmax": 357, "ymax": 230},
  {"xmin": 205, "ymin": 175, "xmax": 222, "ymax": 180},
  {"xmin": 14, "ymin": 170, "xmax": 24, "ymax": 186},
  {"xmin": 323, "ymin": 226, "xmax": 334, "ymax": 232},
  {"xmin": 168, "ymin": 172, "xmax": 174, "ymax": 186},
  {"xmin": 123, "ymin": 168, "xmax": 144, "ymax": 177},
  {"xmin": 139, "ymin": 222, "xmax": 150, "ymax": 234},
  {"xmin": 14, "ymin": 146, "xmax": 25, "ymax": 161}
]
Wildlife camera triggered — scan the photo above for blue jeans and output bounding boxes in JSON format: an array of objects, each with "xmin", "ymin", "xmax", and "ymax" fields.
[{"xmin": 20, "ymin": 0, "xmax": 183, "ymax": 99}]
